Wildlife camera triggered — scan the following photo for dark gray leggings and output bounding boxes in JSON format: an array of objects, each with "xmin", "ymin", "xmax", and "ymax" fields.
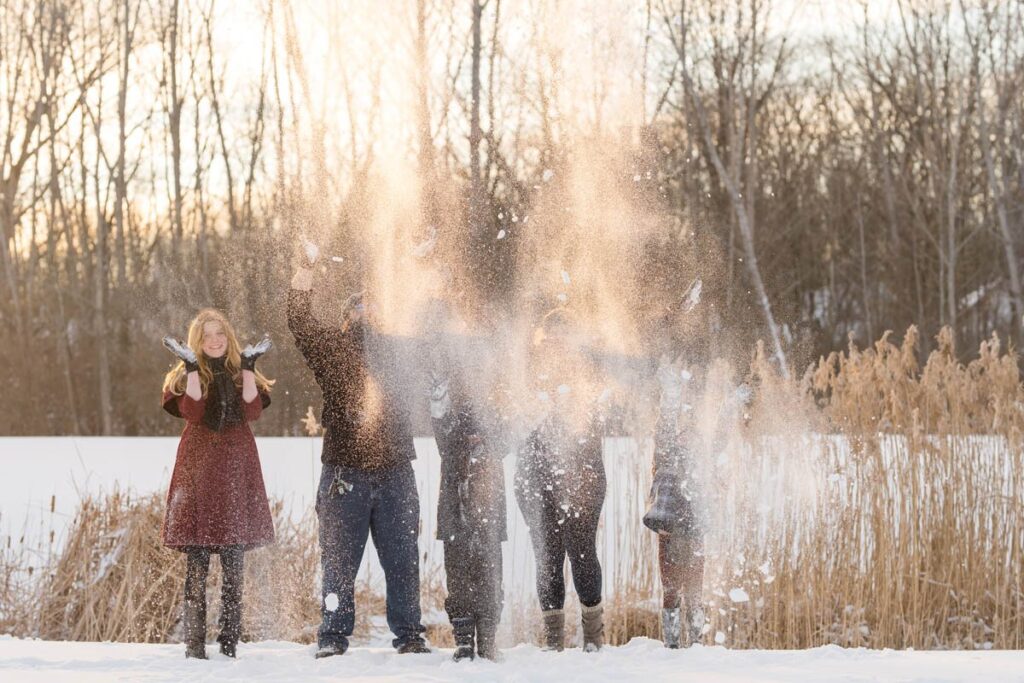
[
  {"xmin": 524, "ymin": 497, "xmax": 603, "ymax": 611},
  {"xmin": 184, "ymin": 545, "xmax": 245, "ymax": 644}
]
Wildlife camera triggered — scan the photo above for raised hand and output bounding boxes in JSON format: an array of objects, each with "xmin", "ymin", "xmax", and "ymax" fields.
[
  {"xmin": 241, "ymin": 336, "xmax": 273, "ymax": 371},
  {"xmin": 428, "ymin": 370, "xmax": 452, "ymax": 420},
  {"xmin": 680, "ymin": 278, "xmax": 703, "ymax": 314},
  {"xmin": 656, "ymin": 356, "xmax": 689, "ymax": 412},
  {"xmin": 162, "ymin": 336, "xmax": 199, "ymax": 373},
  {"xmin": 300, "ymin": 235, "xmax": 320, "ymax": 267}
]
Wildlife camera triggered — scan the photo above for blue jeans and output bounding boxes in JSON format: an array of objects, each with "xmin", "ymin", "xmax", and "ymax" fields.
[{"xmin": 316, "ymin": 461, "xmax": 426, "ymax": 649}]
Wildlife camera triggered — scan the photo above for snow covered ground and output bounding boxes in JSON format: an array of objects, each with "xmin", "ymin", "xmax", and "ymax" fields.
[{"xmin": 1, "ymin": 637, "xmax": 1022, "ymax": 683}]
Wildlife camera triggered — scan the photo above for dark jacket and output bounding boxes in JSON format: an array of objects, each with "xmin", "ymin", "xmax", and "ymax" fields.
[
  {"xmin": 161, "ymin": 379, "xmax": 274, "ymax": 551},
  {"xmin": 430, "ymin": 368, "xmax": 507, "ymax": 542},
  {"xmin": 287, "ymin": 289, "xmax": 416, "ymax": 470},
  {"xmin": 514, "ymin": 412, "xmax": 606, "ymax": 524}
]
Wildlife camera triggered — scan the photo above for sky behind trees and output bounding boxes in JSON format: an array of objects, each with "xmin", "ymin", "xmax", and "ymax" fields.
[{"xmin": 1, "ymin": 0, "xmax": 1021, "ymax": 435}]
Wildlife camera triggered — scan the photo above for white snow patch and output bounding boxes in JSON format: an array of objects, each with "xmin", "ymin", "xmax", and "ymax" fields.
[
  {"xmin": 324, "ymin": 593, "xmax": 339, "ymax": 612},
  {"xmin": 1, "ymin": 639, "xmax": 1020, "ymax": 683},
  {"xmin": 729, "ymin": 588, "xmax": 750, "ymax": 603},
  {"xmin": 497, "ymin": 229, "xmax": 507, "ymax": 240}
]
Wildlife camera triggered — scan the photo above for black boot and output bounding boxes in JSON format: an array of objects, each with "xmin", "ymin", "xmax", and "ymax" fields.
[
  {"xmin": 183, "ymin": 599, "xmax": 208, "ymax": 660},
  {"xmin": 452, "ymin": 617, "xmax": 475, "ymax": 662},
  {"xmin": 183, "ymin": 548, "xmax": 210, "ymax": 660},
  {"xmin": 396, "ymin": 636, "xmax": 431, "ymax": 654},
  {"xmin": 314, "ymin": 640, "xmax": 348, "ymax": 659},
  {"xmin": 476, "ymin": 617, "xmax": 502, "ymax": 662},
  {"xmin": 217, "ymin": 547, "xmax": 244, "ymax": 658}
]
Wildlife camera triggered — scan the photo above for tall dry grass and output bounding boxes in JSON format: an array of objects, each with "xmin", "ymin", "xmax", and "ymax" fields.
[
  {"xmin": 0, "ymin": 492, "xmax": 387, "ymax": 644},
  {"xmin": 695, "ymin": 327, "xmax": 1023, "ymax": 649},
  {"xmin": 1, "ymin": 326, "xmax": 1020, "ymax": 649}
]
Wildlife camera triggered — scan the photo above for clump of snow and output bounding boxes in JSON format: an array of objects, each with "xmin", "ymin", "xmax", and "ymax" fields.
[
  {"xmin": 324, "ymin": 593, "xmax": 339, "ymax": 612},
  {"xmin": 729, "ymin": 588, "xmax": 750, "ymax": 604}
]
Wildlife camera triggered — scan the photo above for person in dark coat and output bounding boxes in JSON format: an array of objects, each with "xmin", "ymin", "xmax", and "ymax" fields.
[
  {"xmin": 160, "ymin": 308, "xmax": 274, "ymax": 660},
  {"xmin": 425, "ymin": 300, "xmax": 507, "ymax": 662},
  {"xmin": 514, "ymin": 308, "xmax": 610, "ymax": 653},
  {"xmin": 288, "ymin": 241, "xmax": 429, "ymax": 658}
]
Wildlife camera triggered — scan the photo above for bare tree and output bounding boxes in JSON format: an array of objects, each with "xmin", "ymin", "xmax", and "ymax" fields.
[{"xmin": 661, "ymin": 0, "xmax": 791, "ymax": 375}]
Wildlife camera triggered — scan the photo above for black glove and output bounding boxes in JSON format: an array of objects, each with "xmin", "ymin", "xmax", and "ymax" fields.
[
  {"xmin": 162, "ymin": 336, "xmax": 199, "ymax": 373},
  {"xmin": 240, "ymin": 336, "xmax": 273, "ymax": 371}
]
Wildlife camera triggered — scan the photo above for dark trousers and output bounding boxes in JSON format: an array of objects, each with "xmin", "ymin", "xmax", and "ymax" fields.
[
  {"xmin": 184, "ymin": 546, "xmax": 244, "ymax": 645},
  {"xmin": 519, "ymin": 494, "xmax": 604, "ymax": 611},
  {"xmin": 659, "ymin": 528, "xmax": 705, "ymax": 610},
  {"xmin": 316, "ymin": 461, "xmax": 425, "ymax": 649},
  {"xmin": 443, "ymin": 534, "xmax": 503, "ymax": 625}
]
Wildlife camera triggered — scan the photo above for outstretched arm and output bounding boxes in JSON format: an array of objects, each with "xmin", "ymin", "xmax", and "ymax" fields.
[{"xmin": 287, "ymin": 240, "xmax": 346, "ymax": 366}]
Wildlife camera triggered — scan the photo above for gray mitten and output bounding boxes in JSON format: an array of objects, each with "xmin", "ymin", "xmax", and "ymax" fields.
[
  {"xmin": 162, "ymin": 336, "xmax": 199, "ymax": 373},
  {"xmin": 241, "ymin": 336, "xmax": 273, "ymax": 371}
]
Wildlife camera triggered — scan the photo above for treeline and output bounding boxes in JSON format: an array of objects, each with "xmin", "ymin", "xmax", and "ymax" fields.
[{"xmin": 1, "ymin": 0, "xmax": 1022, "ymax": 435}]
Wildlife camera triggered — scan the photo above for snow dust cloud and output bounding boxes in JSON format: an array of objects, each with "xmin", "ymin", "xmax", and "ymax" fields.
[{"xmin": 237, "ymin": 0, "xmax": 823, "ymax": 609}]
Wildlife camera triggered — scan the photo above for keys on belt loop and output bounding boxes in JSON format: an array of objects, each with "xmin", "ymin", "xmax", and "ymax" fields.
[{"xmin": 331, "ymin": 466, "xmax": 354, "ymax": 496}]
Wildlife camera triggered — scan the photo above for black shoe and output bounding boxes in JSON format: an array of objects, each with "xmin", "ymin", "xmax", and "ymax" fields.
[
  {"xmin": 219, "ymin": 641, "xmax": 237, "ymax": 658},
  {"xmin": 396, "ymin": 638, "xmax": 431, "ymax": 654},
  {"xmin": 452, "ymin": 617, "xmax": 475, "ymax": 662},
  {"xmin": 315, "ymin": 641, "xmax": 348, "ymax": 659},
  {"xmin": 183, "ymin": 599, "xmax": 208, "ymax": 660}
]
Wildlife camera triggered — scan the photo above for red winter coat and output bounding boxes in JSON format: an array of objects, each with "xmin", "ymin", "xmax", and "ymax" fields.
[{"xmin": 161, "ymin": 388, "xmax": 275, "ymax": 551}]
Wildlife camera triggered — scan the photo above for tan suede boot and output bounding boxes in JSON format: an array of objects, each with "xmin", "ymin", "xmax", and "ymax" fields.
[
  {"xmin": 541, "ymin": 609, "xmax": 565, "ymax": 652},
  {"xmin": 581, "ymin": 603, "xmax": 604, "ymax": 652}
]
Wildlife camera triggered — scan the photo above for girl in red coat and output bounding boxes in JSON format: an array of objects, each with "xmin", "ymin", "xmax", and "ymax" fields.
[{"xmin": 161, "ymin": 309, "xmax": 275, "ymax": 659}]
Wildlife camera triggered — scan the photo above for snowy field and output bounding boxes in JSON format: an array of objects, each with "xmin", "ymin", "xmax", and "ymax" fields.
[{"xmin": 1, "ymin": 637, "xmax": 1022, "ymax": 683}]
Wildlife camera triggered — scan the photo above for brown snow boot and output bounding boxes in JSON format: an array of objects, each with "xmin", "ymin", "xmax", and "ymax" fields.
[
  {"xmin": 541, "ymin": 609, "xmax": 565, "ymax": 652},
  {"xmin": 581, "ymin": 603, "xmax": 604, "ymax": 652}
]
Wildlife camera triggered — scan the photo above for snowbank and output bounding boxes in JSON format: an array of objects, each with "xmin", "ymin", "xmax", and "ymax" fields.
[{"xmin": 0, "ymin": 637, "xmax": 1021, "ymax": 683}]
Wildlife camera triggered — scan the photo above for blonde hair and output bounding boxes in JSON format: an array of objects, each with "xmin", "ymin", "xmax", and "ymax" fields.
[{"xmin": 161, "ymin": 309, "xmax": 275, "ymax": 397}]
